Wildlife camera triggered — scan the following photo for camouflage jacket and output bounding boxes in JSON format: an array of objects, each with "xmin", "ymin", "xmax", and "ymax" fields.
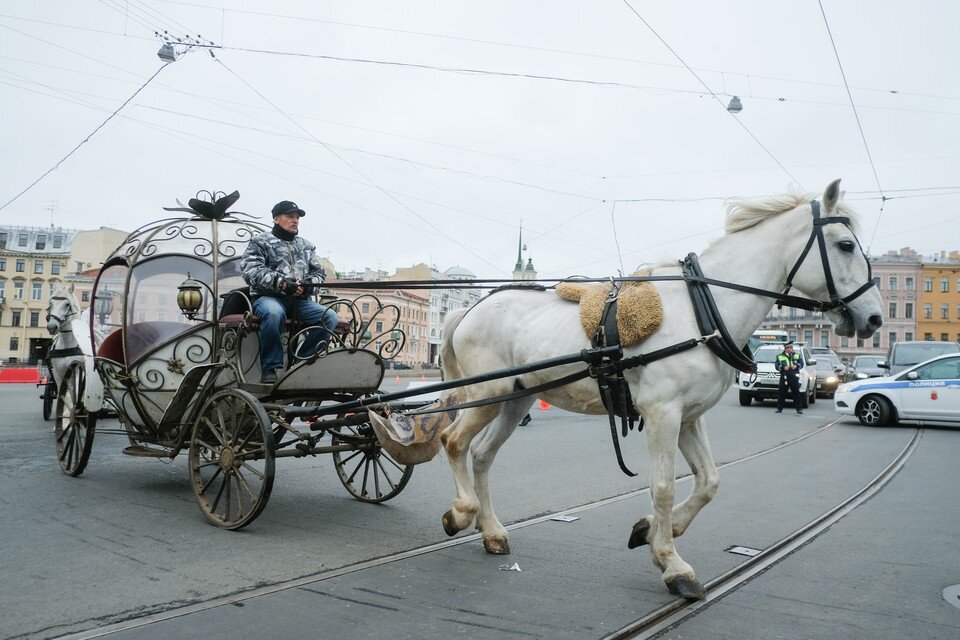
[{"xmin": 240, "ymin": 229, "xmax": 326, "ymax": 296}]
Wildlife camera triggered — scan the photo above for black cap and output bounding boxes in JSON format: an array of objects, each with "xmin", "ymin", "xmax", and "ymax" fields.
[
  {"xmin": 272, "ymin": 200, "xmax": 305, "ymax": 217},
  {"xmin": 785, "ymin": 341, "xmax": 794, "ymax": 347}
]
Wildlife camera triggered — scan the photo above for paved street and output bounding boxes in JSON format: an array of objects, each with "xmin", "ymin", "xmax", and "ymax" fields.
[{"xmin": 1, "ymin": 382, "xmax": 958, "ymax": 639}]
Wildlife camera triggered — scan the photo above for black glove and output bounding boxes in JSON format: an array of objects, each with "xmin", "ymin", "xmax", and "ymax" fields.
[{"xmin": 278, "ymin": 277, "xmax": 299, "ymax": 296}]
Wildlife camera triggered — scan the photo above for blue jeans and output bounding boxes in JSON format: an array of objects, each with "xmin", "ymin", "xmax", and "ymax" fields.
[{"xmin": 252, "ymin": 296, "xmax": 339, "ymax": 373}]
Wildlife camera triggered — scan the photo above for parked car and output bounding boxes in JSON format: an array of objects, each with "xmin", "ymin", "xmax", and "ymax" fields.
[
  {"xmin": 834, "ymin": 353, "xmax": 960, "ymax": 426},
  {"xmin": 879, "ymin": 341, "xmax": 960, "ymax": 375},
  {"xmin": 815, "ymin": 352, "xmax": 846, "ymax": 398},
  {"xmin": 738, "ymin": 343, "xmax": 817, "ymax": 407},
  {"xmin": 849, "ymin": 355, "xmax": 887, "ymax": 380}
]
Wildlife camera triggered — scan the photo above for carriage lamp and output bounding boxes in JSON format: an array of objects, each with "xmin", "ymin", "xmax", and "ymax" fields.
[
  {"xmin": 727, "ymin": 96, "xmax": 743, "ymax": 114},
  {"xmin": 93, "ymin": 290, "xmax": 115, "ymax": 324},
  {"xmin": 177, "ymin": 276, "xmax": 204, "ymax": 320}
]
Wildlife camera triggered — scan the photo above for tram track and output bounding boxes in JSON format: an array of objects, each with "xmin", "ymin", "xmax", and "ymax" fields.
[
  {"xmin": 54, "ymin": 417, "xmax": 901, "ymax": 640},
  {"xmin": 604, "ymin": 427, "xmax": 923, "ymax": 640}
]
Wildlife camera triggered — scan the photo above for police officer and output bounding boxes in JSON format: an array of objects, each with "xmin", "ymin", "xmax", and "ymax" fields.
[{"xmin": 775, "ymin": 342, "xmax": 805, "ymax": 415}]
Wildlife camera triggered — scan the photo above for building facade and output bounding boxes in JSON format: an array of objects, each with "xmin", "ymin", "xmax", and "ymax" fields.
[{"xmin": 918, "ymin": 251, "xmax": 960, "ymax": 343}]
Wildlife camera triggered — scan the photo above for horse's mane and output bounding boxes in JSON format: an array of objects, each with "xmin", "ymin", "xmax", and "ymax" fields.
[
  {"xmin": 50, "ymin": 284, "xmax": 81, "ymax": 308},
  {"xmin": 723, "ymin": 192, "xmax": 860, "ymax": 234}
]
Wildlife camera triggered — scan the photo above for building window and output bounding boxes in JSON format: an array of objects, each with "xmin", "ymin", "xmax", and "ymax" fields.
[
  {"xmin": 48, "ymin": 283, "xmax": 57, "ymax": 297},
  {"xmin": 375, "ymin": 321, "xmax": 383, "ymax": 332},
  {"xmin": 51, "ymin": 262, "xmax": 60, "ymax": 275},
  {"xmin": 942, "ymin": 277, "xmax": 950, "ymax": 293},
  {"xmin": 924, "ymin": 333, "xmax": 933, "ymax": 341},
  {"xmin": 9, "ymin": 337, "xmax": 18, "ymax": 350},
  {"xmin": 53, "ymin": 235, "xmax": 63, "ymax": 249},
  {"xmin": 888, "ymin": 276, "xmax": 897, "ymax": 290},
  {"xmin": 81, "ymin": 291, "xmax": 90, "ymax": 302},
  {"xmin": 0, "ymin": 232, "xmax": 6, "ymax": 249},
  {"xmin": 789, "ymin": 330, "xmax": 797, "ymax": 342},
  {"xmin": 841, "ymin": 337, "xmax": 849, "ymax": 348},
  {"xmin": 804, "ymin": 330, "xmax": 813, "ymax": 345},
  {"xmin": 0, "ymin": 282, "xmax": 4, "ymax": 299},
  {"xmin": 957, "ymin": 305, "xmax": 960, "ymax": 320},
  {"xmin": 857, "ymin": 338, "xmax": 864, "ymax": 348},
  {"xmin": 17, "ymin": 233, "xmax": 27, "ymax": 247},
  {"xmin": 905, "ymin": 277, "xmax": 914, "ymax": 291},
  {"xmin": 34, "ymin": 260, "xmax": 43, "ymax": 274},
  {"xmin": 905, "ymin": 332, "xmax": 913, "ymax": 341},
  {"xmin": 872, "ymin": 333, "xmax": 880, "ymax": 348},
  {"xmin": 942, "ymin": 333, "xmax": 950, "ymax": 342},
  {"xmin": 30, "ymin": 311, "xmax": 39, "ymax": 327},
  {"xmin": 15, "ymin": 259, "xmax": 24, "ymax": 273},
  {"xmin": 821, "ymin": 330, "xmax": 829, "ymax": 347},
  {"xmin": 361, "ymin": 302, "xmax": 370, "ymax": 313},
  {"xmin": 11, "ymin": 310, "xmax": 21, "ymax": 326},
  {"xmin": 924, "ymin": 276, "xmax": 933, "ymax": 292},
  {"xmin": 75, "ymin": 261, "xmax": 84, "ymax": 273},
  {"xmin": 905, "ymin": 302, "xmax": 913, "ymax": 319},
  {"xmin": 35, "ymin": 235, "xmax": 46, "ymax": 250},
  {"xmin": 957, "ymin": 277, "xmax": 960, "ymax": 293},
  {"xmin": 13, "ymin": 282, "xmax": 23, "ymax": 300},
  {"xmin": 888, "ymin": 302, "xmax": 897, "ymax": 318},
  {"xmin": 888, "ymin": 331, "xmax": 897, "ymax": 347},
  {"xmin": 31, "ymin": 282, "xmax": 42, "ymax": 301},
  {"xmin": 942, "ymin": 304, "xmax": 950, "ymax": 319},
  {"xmin": 924, "ymin": 304, "xmax": 932, "ymax": 319},
  {"xmin": 0, "ymin": 258, "xmax": 5, "ymax": 270}
]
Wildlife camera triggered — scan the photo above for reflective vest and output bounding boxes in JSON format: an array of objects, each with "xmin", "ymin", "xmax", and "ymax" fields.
[{"xmin": 777, "ymin": 352, "xmax": 802, "ymax": 374}]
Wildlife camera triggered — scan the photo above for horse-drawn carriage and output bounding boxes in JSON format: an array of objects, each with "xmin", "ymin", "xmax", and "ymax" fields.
[{"xmin": 50, "ymin": 191, "xmax": 417, "ymax": 529}]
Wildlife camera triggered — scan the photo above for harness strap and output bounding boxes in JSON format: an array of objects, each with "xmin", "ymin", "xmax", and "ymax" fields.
[
  {"xmin": 682, "ymin": 253, "xmax": 757, "ymax": 374},
  {"xmin": 48, "ymin": 346, "xmax": 84, "ymax": 358}
]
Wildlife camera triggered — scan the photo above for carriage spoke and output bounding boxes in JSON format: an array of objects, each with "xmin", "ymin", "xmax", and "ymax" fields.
[
  {"xmin": 196, "ymin": 438, "xmax": 219, "ymax": 453},
  {"xmin": 360, "ymin": 457, "xmax": 370, "ymax": 497},
  {"xmin": 375, "ymin": 457, "xmax": 399, "ymax": 491},
  {"xmin": 345, "ymin": 455, "xmax": 366, "ymax": 484},
  {"xmin": 210, "ymin": 473, "xmax": 228, "ymax": 513},
  {"xmin": 380, "ymin": 454, "xmax": 405, "ymax": 474},
  {"xmin": 372, "ymin": 456, "xmax": 381, "ymax": 498},
  {"xmin": 337, "ymin": 450, "xmax": 364, "ymax": 466},
  {"xmin": 200, "ymin": 466, "xmax": 223, "ymax": 494},
  {"xmin": 234, "ymin": 467, "xmax": 257, "ymax": 500},
  {"xmin": 239, "ymin": 461, "xmax": 265, "ymax": 480},
  {"xmin": 233, "ymin": 473, "xmax": 245, "ymax": 519},
  {"xmin": 237, "ymin": 445, "xmax": 266, "ymax": 461},
  {"xmin": 224, "ymin": 470, "xmax": 233, "ymax": 520},
  {"xmin": 204, "ymin": 415, "xmax": 227, "ymax": 446}
]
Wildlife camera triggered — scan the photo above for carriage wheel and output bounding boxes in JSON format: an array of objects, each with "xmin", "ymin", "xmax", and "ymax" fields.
[
  {"xmin": 43, "ymin": 380, "xmax": 57, "ymax": 421},
  {"xmin": 188, "ymin": 389, "xmax": 275, "ymax": 530},
  {"xmin": 331, "ymin": 419, "xmax": 413, "ymax": 503},
  {"xmin": 54, "ymin": 362, "xmax": 97, "ymax": 476}
]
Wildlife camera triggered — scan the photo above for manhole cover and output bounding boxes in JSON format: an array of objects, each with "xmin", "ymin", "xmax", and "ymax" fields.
[{"xmin": 943, "ymin": 584, "xmax": 960, "ymax": 611}]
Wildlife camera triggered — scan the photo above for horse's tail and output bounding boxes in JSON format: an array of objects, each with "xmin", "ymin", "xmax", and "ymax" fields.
[{"xmin": 440, "ymin": 308, "xmax": 467, "ymax": 383}]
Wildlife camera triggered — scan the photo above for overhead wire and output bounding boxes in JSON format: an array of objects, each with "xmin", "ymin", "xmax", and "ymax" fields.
[
  {"xmin": 211, "ymin": 55, "xmax": 510, "ymax": 275},
  {"xmin": 817, "ymin": 0, "xmax": 886, "ymax": 254},
  {"xmin": 0, "ymin": 62, "xmax": 170, "ymax": 212},
  {"xmin": 619, "ymin": 0, "xmax": 802, "ymax": 189}
]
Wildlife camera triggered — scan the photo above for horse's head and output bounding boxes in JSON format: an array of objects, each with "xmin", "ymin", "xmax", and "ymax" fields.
[
  {"xmin": 46, "ymin": 287, "xmax": 80, "ymax": 336},
  {"xmin": 787, "ymin": 179, "xmax": 883, "ymax": 339}
]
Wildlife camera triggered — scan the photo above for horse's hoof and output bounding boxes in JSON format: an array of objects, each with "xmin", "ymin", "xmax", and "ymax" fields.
[
  {"xmin": 442, "ymin": 510, "xmax": 460, "ymax": 537},
  {"xmin": 483, "ymin": 536, "xmax": 511, "ymax": 555},
  {"xmin": 665, "ymin": 575, "xmax": 705, "ymax": 600},
  {"xmin": 627, "ymin": 518, "xmax": 650, "ymax": 549}
]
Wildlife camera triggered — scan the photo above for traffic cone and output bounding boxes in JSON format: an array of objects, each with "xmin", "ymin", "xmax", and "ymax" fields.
[{"xmin": 538, "ymin": 399, "xmax": 550, "ymax": 410}]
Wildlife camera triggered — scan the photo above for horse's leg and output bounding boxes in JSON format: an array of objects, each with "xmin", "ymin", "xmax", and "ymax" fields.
[
  {"xmin": 642, "ymin": 406, "xmax": 704, "ymax": 600},
  {"xmin": 469, "ymin": 397, "xmax": 534, "ymax": 554},
  {"xmin": 440, "ymin": 403, "xmax": 502, "ymax": 537},
  {"xmin": 629, "ymin": 415, "xmax": 719, "ymax": 546}
]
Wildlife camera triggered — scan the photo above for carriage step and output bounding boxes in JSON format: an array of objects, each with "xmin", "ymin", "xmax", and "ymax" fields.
[{"xmin": 122, "ymin": 445, "xmax": 172, "ymax": 458}]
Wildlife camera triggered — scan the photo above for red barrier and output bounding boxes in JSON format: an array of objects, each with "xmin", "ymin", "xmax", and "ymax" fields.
[{"xmin": 0, "ymin": 368, "xmax": 40, "ymax": 384}]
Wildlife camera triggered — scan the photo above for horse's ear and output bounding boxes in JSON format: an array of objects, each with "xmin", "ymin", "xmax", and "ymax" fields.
[{"xmin": 823, "ymin": 179, "xmax": 842, "ymax": 212}]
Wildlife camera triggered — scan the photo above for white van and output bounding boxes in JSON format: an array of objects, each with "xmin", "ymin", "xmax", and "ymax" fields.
[{"xmin": 738, "ymin": 343, "xmax": 818, "ymax": 407}]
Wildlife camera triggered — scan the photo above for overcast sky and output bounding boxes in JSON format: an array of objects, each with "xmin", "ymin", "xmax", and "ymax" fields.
[{"xmin": 2, "ymin": 0, "xmax": 958, "ymax": 278}]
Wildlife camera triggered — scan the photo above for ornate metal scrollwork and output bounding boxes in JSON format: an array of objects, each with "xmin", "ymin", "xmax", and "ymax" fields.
[{"xmin": 321, "ymin": 295, "xmax": 407, "ymax": 359}]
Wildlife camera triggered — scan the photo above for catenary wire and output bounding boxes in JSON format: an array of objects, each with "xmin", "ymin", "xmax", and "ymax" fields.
[{"xmin": 0, "ymin": 63, "xmax": 169, "ymax": 212}]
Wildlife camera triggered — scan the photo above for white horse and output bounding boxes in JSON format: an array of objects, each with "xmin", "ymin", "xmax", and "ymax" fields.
[
  {"xmin": 437, "ymin": 180, "xmax": 883, "ymax": 599},
  {"xmin": 45, "ymin": 286, "xmax": 107, "ymax": 393}
]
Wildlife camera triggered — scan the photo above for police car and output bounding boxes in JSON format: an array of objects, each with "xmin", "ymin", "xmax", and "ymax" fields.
[{"xmin": 834, "ymin": 353, "xmax": 960, "ymax": 426}]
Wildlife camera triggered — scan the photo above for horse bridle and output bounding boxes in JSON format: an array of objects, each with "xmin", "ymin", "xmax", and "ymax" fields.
[
  {"xmin": 779, "ymin": 199, "xmax": 877, "ymax": 314},
  {"xmin": 46, "ymin": 296, "xmax": 77, "ymax": 328}
]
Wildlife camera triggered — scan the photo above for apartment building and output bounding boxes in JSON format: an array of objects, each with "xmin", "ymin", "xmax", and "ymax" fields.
[{"xmin": 918, "ymin": 251, "xmax": 960, "ymax": 343}]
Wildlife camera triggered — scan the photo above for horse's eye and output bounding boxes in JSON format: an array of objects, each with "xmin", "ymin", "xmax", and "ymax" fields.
[{"xmin": 838, "ymin": 240, "xmax": 855, "ymax": 252}]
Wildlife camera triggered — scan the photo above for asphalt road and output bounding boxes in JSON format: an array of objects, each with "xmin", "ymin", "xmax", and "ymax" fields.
[{"xmin": 1, "ymin": 381, "xmax": 957, "ymax": 639}]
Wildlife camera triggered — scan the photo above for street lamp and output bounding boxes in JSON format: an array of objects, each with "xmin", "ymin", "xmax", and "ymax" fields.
[
  {"xmin": 157, "ymin": 43, "xmax": 178, "ymax": 62},
  {"xmin": 727, "ymin": 96, "xmax": 743, "ymax": 114}
]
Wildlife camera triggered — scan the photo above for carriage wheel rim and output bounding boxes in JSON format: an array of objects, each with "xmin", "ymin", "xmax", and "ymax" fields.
[
  {"xmin": 54, "ymin": 363, "xmax": 94, "ymax": 475},
  {"xmin": 331, "ymin": 423, "xmax": 412, "ymax": 503},
  {"xmin": 189, "ymin": 390, "xmax": 274, "ymax": 529}
]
